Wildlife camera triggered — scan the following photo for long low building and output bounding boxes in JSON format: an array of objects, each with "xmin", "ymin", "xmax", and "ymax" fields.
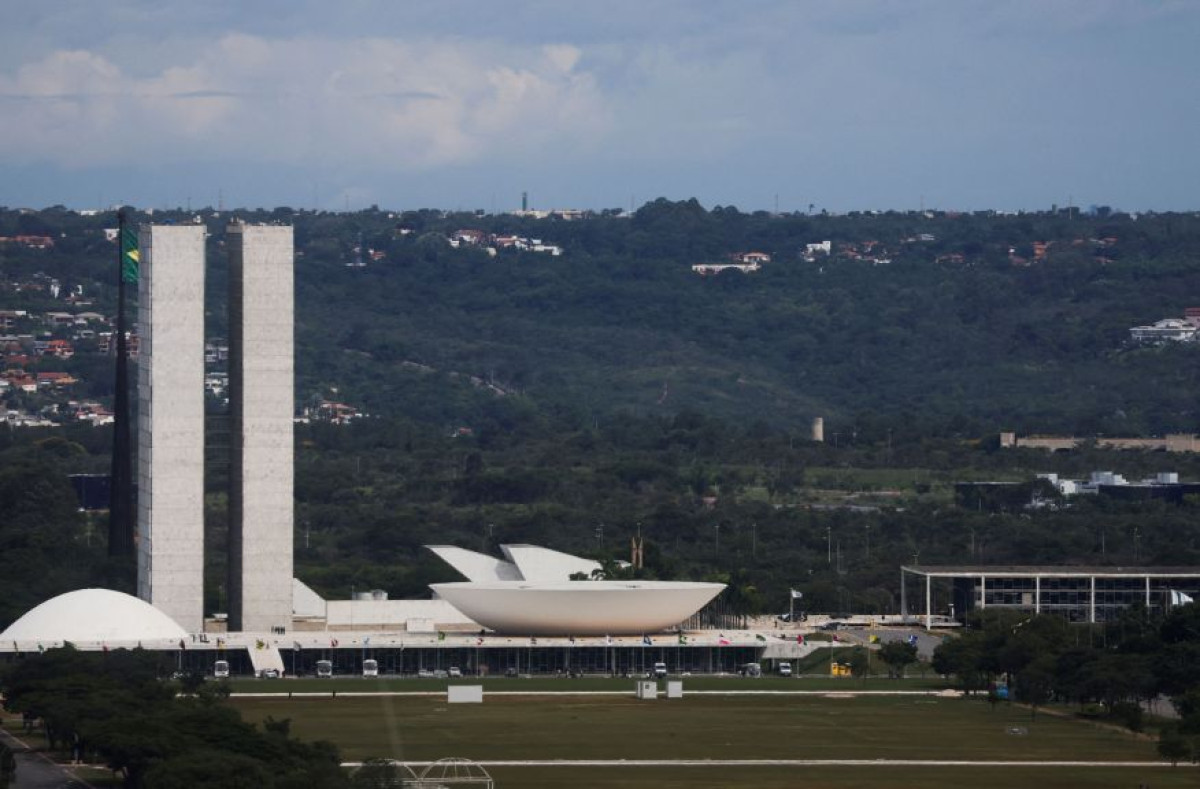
[
  {"xmin": 0, "ymin": 588, "xmax": 814, "ymax": 677},
  {"xmin": 901, "ymin": 565, "xmax": 1200, "ymax": 627}
]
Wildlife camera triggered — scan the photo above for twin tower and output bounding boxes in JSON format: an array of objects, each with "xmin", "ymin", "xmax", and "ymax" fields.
[{"xmin": 135, "ymin": 222, "xmax": 294, "ymax": 634}]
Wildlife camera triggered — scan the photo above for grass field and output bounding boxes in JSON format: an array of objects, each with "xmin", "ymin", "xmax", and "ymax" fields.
[{"xmin": 228, "ymin": 692, "xmax": 1191, "ymax": 787}]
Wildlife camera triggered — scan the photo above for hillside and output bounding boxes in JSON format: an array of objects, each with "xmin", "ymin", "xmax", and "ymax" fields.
[{"xmin": 4, "ymin": 201, "xmax": 1200, "ymax": 622}]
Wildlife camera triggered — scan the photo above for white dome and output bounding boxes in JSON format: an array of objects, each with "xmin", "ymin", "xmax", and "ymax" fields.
[{"xmin": 0, "ymin": 588, "xmax": 190, "ymax": 644}]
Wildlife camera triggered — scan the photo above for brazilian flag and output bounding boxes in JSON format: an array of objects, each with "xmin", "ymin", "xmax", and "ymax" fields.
[{"xmin": 121, "ymin": 227, "xmax": 139, "ymax": 283}]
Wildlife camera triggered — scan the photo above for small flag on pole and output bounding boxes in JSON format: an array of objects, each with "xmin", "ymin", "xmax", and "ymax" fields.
[
  {"xmin": 718, "ymin": 637, "xmax": 731, "ymax": 646},
  {"xmin": 790, "ymin": 589, "xmax": 803, "ymax": 600},
  {"xmin": 120, "ymin": 227, "xmax": 139, "ymax": 283},
  {"xmin": 438, "ymin": 631, "xmax": 446, "ymax": 642},
  {"xmin": 642, "ymin": 634, "xmax": 652, "ymax": 646},
  {"xmin": 678, "ymin": 633, "xmax": 688, "ymax": 645},
  {"xmin": 797, "ymin": 633, "xmax": 804, "ymax": 645}
]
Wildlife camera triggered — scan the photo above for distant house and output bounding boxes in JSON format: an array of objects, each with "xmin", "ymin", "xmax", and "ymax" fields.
[
  {"xmin": 450, "ymin": 229, "xmax": 486, "ymax": 247},
  {"xmin": 1130, "ymin": 318, "xmax": 1197, "ymax": 344},
  {"xmin": 530, "ymin": 242, "xmax": 563, "ymax": 256},
  {"xmin": 44, "ymin": 312, "xmax": 75, "ymax": 327},
  {"xmin": 804, "ymin": 241, "xmax": 832, "ymax": 258},
  {"xmin": 732, "ymin": 252, "xmax": 771, "ymax": 265},
  {"xmin": 44, "ymin": 339, "xmax": 74, "ymax": 358},
  {"xmin": 493, "ymin": 235, "xmax": 524, "ymax": 250},
  {"xmin": 692, "ymin": 263, "xmax": 761, "ymax": 276},
  {"xmin": 36, "ymin": 371, "xmax": 77, "ymax": 388},
  {"xmin": 314, "ymin": 400, "xmax": 363, "ymax": 425},
  {"xmin": 3, "ymin": 372, "xmax": 38, "ymax": 393}
]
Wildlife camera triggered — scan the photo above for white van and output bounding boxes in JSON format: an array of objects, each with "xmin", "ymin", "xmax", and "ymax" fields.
[
  {"xmin": 316, "ymin": 659, "xmax": 333, "ymax": 678},
  {"xmin": 740, "ymin": 662, "xmax": 762, "ymax": 678},
  {"xmin": 213, "ymin": 660, "xmax": 230, "ymax": 678},
  {"xmin": 778, "ymin": 662, "xmax": 793, "ymax": 677},
  {"xmin": 653, "ymin": 662, "xmax": 668, "ymax": 679},
  {"xmin": 362, "ymin": 659, "xmax": 379, "ymax": 677}
]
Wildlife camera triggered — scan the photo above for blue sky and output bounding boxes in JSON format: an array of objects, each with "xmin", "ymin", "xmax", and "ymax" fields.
[{"xmin": 1, "ymin": 0, "xmax": 1196, "ymax": 212}]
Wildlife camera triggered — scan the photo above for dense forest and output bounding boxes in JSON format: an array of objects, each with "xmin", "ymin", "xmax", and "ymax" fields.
[{"xmin": 3, "ymin": 202, "xmax": 1200, "ymax": 626}]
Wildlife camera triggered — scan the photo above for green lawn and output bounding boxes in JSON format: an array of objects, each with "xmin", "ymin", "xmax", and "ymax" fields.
[
  {"xmin": 230, "ymin": 694, "xmax": 1162, "ymax": 764},
  {"xmin": 482, "ymin": 765, "xmax": 1196, "ymax": 789}
]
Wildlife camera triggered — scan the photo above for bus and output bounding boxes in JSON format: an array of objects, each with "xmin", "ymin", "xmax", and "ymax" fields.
[
  {"xmin": 316, "ymin": 659, "xmax": 333, "ymax": 678},
  {"xmin": 362, "ymin": 659, "xmax": 379, "ymax": 678},
  {"xmin": 213, "ymin": 660, "xmax": 230, "ymax": 678}
]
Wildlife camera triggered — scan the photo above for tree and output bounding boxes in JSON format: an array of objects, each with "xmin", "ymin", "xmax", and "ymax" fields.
[
  {"xmin": 1158, "ymin": 726, "xmax": 1191, "ymax": 767},
  {"xmin": 877, "ymin": 640, "xmax": 918, "ymax": 678},
  {"xmin": 932, "ymin": 635, "xmax": 987, "ymax": 694}
]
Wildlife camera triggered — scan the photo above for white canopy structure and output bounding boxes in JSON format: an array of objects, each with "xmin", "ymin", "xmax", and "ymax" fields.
[
  {"xmin": 499, "ymin": 544, "xmax": 603, "ymax": 582},
  {"xmin": 0, "ymin": 588, "xmax": 190, "ymax": 644},
  {"xmin": 425, "ymin": 545, "xmax": 523, "ymax": 582}
]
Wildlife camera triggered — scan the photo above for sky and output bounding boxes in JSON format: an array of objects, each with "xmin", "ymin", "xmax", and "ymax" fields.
[{"xmin": 0, "ymin": 0, "xmax": 1197, "ymax": 213}]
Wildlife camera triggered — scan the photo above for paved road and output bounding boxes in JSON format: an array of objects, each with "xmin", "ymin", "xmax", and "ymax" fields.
[
  {"xmin": 344, "ymin": 758, "xmax": 1185, "ymax": 768},
  {"xmin": 0, "ymin": 725, "xmax": 93, "ymax": 789}
]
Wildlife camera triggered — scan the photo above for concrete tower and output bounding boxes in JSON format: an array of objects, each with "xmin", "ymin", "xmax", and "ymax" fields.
[
  {"xmin": 136, "ymin": 225, "xmax": 207, "ymax": 632},
  {"xmin": 227, "ymin": 223, "xmax": 294, "ymax": 632}
]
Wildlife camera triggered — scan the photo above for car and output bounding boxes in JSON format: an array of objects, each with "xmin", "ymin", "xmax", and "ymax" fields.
[
  {"xmin": 259, "ymin": 668, "xmax": 280, "ymax": 679},
  {"xmin": 448, "ymin": 666, "xmax": 462, "ymax": 677},
  {"xmin": 777, "ymin": 612, "xmax": 808, "ymax": 622},
  {"xmin": 417, "ymin": 668, "xmax": 434, "ymax": 678},
  {"xmin": 778, "ymin": 662, "xmax": 793, "ymax": 677},
  {"xmin": 740, "ymin": 662, "xmax": 762, "ymax": 678},
  {"xmin": 504, "ymin": 667, "xmax": 518, "ymax": 678}
]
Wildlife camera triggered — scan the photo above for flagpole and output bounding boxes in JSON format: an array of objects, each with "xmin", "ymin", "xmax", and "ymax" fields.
[{"xmin": 108, "ymin": 209, "xmax": 134, "ymax": 569}]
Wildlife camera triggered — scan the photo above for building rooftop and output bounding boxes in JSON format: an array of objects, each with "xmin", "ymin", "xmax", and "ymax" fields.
[{"xmin": 904, "ymin": 565, "xmax": 1200, "ymax": 577}]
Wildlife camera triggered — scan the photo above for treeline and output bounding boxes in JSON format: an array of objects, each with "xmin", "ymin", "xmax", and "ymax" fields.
[
  {"xmin": 931, "ymin": 604, "xmax": 1200, "ymax": 764},
  {"xmin": 0, "ymin": 647, "xmax": 355, "ymax": 788},
  {"xmin": 8, "ymin": 410, "xmax": 1200, "ymax": 629}
]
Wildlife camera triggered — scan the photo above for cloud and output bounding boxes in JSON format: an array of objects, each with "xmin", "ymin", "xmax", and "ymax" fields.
[{"xmin": 0, "ymin": 33, "xmax": 611, "ymax": 170}]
